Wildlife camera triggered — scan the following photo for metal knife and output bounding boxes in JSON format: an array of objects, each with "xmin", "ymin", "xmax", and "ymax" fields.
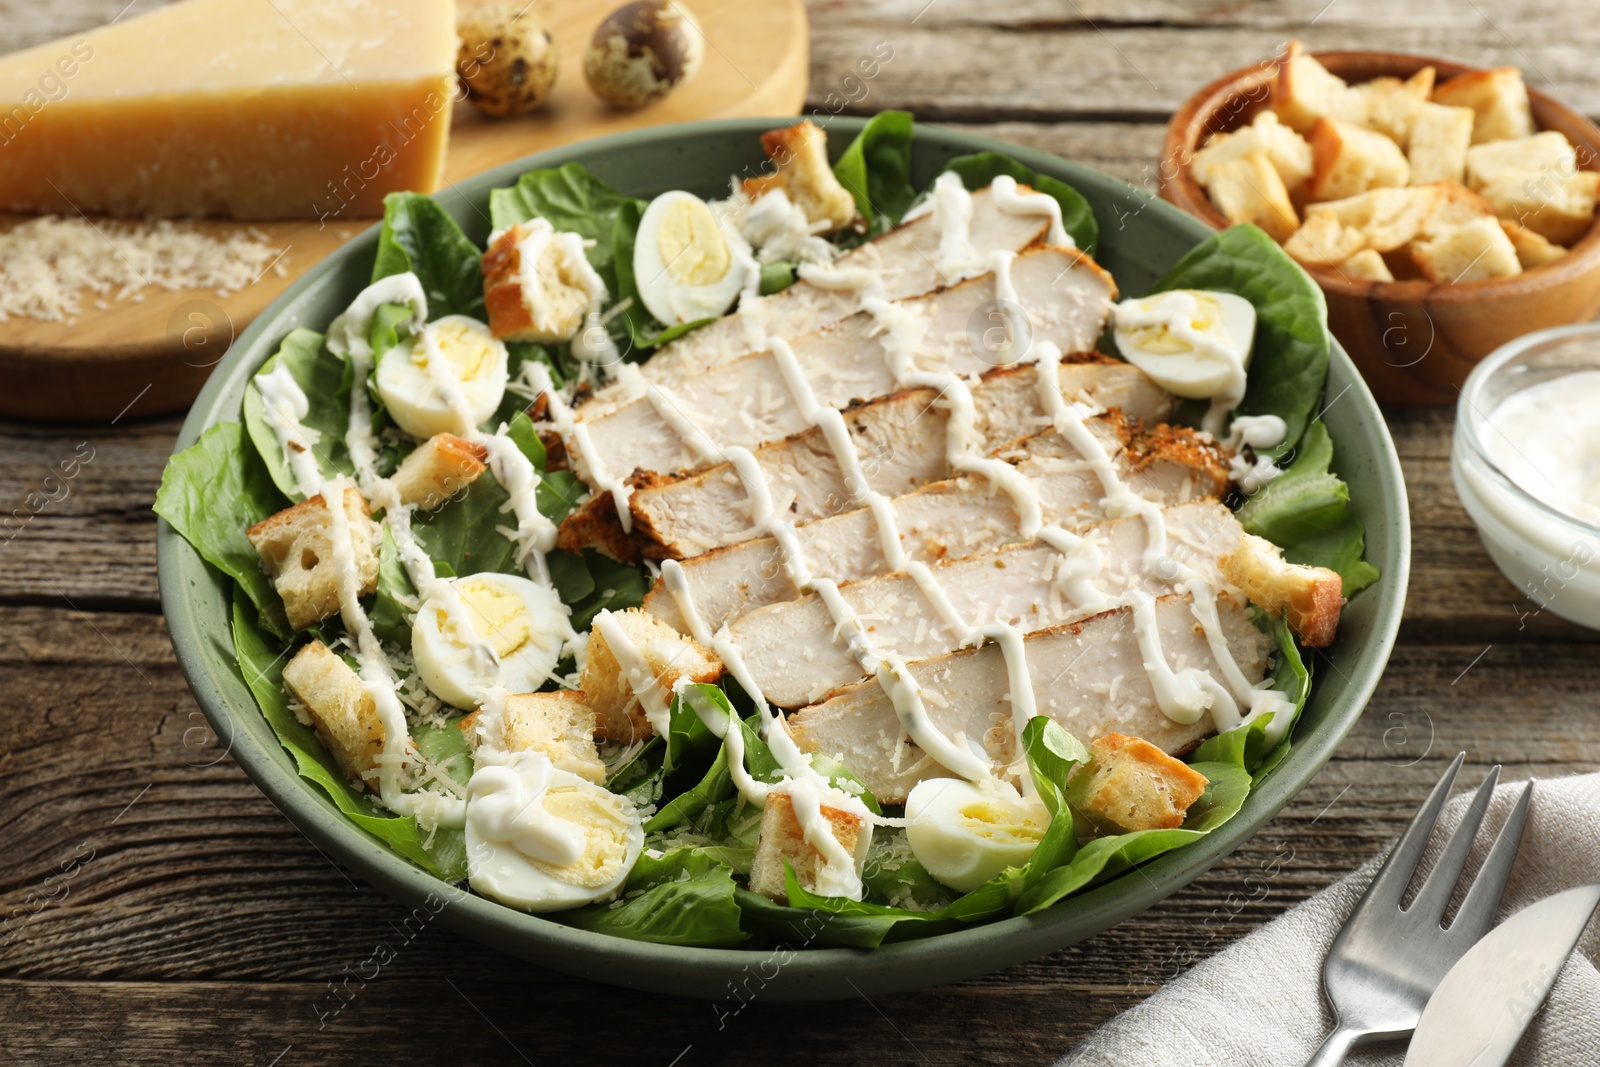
[{"xmin": 1404, "ymin": 883, "xmax": 1600, "ymax": 1067}]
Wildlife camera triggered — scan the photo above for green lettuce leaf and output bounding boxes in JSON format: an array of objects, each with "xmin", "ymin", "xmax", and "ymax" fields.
[
  {"xmin": 373, "ymin": 192, "xmax": 485, "ymax": 320},
  {"xmin": 561, "ymin": 848, "xmax": 750, "ymax": 947},
  {"xmin": 231, "ymin": 590, "xmax": 464, "ymax": 880},
  {"xmin": 489, "ymin": 161, "xmax": 636, "ymax": 253},
  {"xmin": 370, "ymin": 524, "xmax": 416, "ymax": 650},
  {"xmin": 155, "ymin": 421, "xmax": 290, "ymax": 637},
  {"xmin": 1236, "ymin": 421, "xmax": 1381, "ymax": 595},
  {"xmin": 833, "ymin": 110, "xmax": 916, "ymax": 236},
  {"xmin": 242, "ymin": 329, "xmax": 353, "ymax": 501},
  {"xmin": 941, "ymin": 151, "xmax": 1098, "ymax": 255},
  {"xmin": 1146, "ymin": 224, "xmax": 1328, "ymax": 459}
]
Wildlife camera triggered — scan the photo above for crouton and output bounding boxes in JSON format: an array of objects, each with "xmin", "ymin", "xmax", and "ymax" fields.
[
  {"xmin": 1500, "ymin": 218, "xmax": 1569, "ymax": 267},
  {"xmin": 1418, "ymin": 181, "xmax": 1498, "ymax": 237},
  {"xmin": 1308, "ymin": 118, "xmax": 1411, "ymax": 202},
  {"xmin": 1273, "ymin": 41, "xmax": 1367, "ymax": 134},
  {"xmin": 1464, "ymin": 132, "xmax": 1580, "ymax": 190},
  {"xmin": 1283, "ymin": 212, "xmax": 1367, "ymax": 266},
  {"xmin": 1191, "ymin": 110, "xmax": 1315, "ymax": 194},
  {"xmin": 1339, "ymin": 248, "xmax": 1394, "ymax": 281},
  {"xmin": 1407, "ymin": 103, "xmax": 1476, "ymax": 185},
  {"xmin": 282, "ymin": 640, "xmax": 384, "ymax": 785},
  {"xmin": 1431, "ymin": 67, "xmax": 1535, "ymax": 144},
  {"xmin": 1478, "ymin": 171, "xmax": 1599, "ymax": 245},
  {"xmin": 1065, "ymin": 733, "xmax": 1209, "ymax": 834},
  {"xmin": 481, "ymin": 219, "xmax": 599, "ymax": 344},
  {"xmin": 581, "ymin": 608, "xmax": 722, "ymax": 743},
  {"xmin": 1355, "ymin": 73, "xmax": 1432, "ymax": 147},
  {"xmin": 1304, "ymin": 186, "xmax": 1440, "ymax": 252},
  {"xmin": 1219, "ymin": 532, "xmax": 1346, "ymax": 647},
  {"xmin": 247, "ymin": 487, "xmax": 379, "ymax": 630},
  {"xmin": 391, "ymin": 434, "xmax": 489, "ymax": 511},
  {"xmin": 1202, "ymin": 152, "xmax": 1300, "ymax": 242},
  {"xmin": 746, "ymin": 789, "xmax": 867, "ymax": 902},
  {"xmin": 486, "ymin": 690, "xmax": 608, "ymax": 783},
  {"xmin": 1413, "ymin": 216, "xmax": 1525, "ymax": 282},
  {"xmin": 742, "ymin": 120, "xmax": 858, "ymax": 233}
]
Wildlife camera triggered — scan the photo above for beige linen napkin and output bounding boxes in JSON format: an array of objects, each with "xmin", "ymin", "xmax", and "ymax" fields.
[{"xmin": 1061, "ymin": 773, "xmax": 1600, "ymax": 1067}]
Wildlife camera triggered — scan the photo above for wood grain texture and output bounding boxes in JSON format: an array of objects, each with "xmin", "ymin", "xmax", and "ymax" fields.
[
  {"xmin": 5, "ymin": 0, "xmax": 1600, "ymax": 1061},
  {"xmin": 0, "ymin": 0, "xmax": 809, "ymax": 421}
]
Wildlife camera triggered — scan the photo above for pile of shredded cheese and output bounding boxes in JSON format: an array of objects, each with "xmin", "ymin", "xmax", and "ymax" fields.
[{"xmin": 0, "ymin": 215, "xmax": 287, "ymax": 323}]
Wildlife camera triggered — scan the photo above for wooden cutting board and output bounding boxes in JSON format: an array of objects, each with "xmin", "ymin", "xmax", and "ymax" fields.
[{"xmin": 0, "ymin": 0, "xmax": 808, "ymax": 423}]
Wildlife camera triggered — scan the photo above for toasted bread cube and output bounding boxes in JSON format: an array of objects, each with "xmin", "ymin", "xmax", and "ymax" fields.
[
  {"xmin": 1308, "ymin": 118, "xmax": 1411, "ymax": 202},
  {"xmin": 391, "ymin": 434, "xmax": 489, "ymax": 512},
  {"xmin": 495, "ymin": 690, "xmax": 607, "ymax": 783},
  {"xmin": 742, "ymin": 120, "xmax": 858, "ymax": 233},
  {"xmin": 1191, "ymin": 110, "xmax": 1315, "ymax": 195},
  {"xmin": 1412, "ymin": 215, "xmax": 1524, "ymax": 283},
  {"xmin": 1431, "ymin": 67, "xmax": 1534, "ymax": 144},
  {"xmin": 746, "ymin": 790, "xmax": 867, "ymax": 902},
  {"xmin": 247, "ymin": 487, "xmax": 379, "ymax": 630},
  {"xmin": 1066, "ymin": 733, "xmax": 1209, "ymax": 834},
  {"xmin": 1283, "ymin": 212, "xmax": 1367, "ymax": 266},
  {"xmin": 1479, "ymin": 171, "xmax": 1599, "ymax": 245},
  {"xmin": 1464, "ymin": 132, "xmax": 1580, "ymax": 190},
  {"xmin": 1339, "ymin": 248, "xmax": 1394, "ymax": 281},
  {"xmin": 1220, "ymin": 533, "xmax": 1346, "ymax": 646},
  {"xmin": 1417, "ymin": 181, "xmax": 1497, "ymax": 237},
  {"xmin": 481, "ymin": 220, "xmax": 599, "ymax": 344},
  {"xmin": 1500, "ymin": 218, "xmax": 1568, "ymax": 267},
  {"xmin": 1407, "ymin": 103, "xmax": 1476, "ymax": 185},
  {"xmin": 1304, "ymin": 186, "xmax": 1439, "ymax": 253},
  {"xmin": 282, "ymin": 640, "xmax": 384, "ymax": 786},
  {"xmin": 581, "ymin": 608, "xmax": 722, "ymax": 743},
  {"xmin": 1273, "ymin": 41, "xmax": 1367, "ymax": 134},
  {"xmin": 1202, "ymin": 152, "xmax": 1300, "ymax": 241},
  {"xmin": 1355, "ymin": 73, "xmax": 1432, "ymax": 147}
]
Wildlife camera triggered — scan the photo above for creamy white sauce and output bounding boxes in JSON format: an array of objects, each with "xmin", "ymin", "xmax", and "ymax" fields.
[
  {"xmin": 990, "ymin": 174, "xmax": 1072, "ymax": 249},
  {"xmin": 1480, "ymin": 371, "xmax": 1600, "ymax": 526},
  {"xmin": 1223, "ymin": 414, "xmax": 1288, "ymax": 495},
  {"xmin": 1113, "ymin": 290, "xmax": 1249, "ymax": 436},
  {"xmin": 253, "ymin": 362, "xmax": 323, "ymax": 498},
  {"xmin": 902, "ymin": 172, "xmax": 985, "ymax": 284},
  {"xmin": 593, "ymin": 609, "xmax": 674, "ymax": 736}
]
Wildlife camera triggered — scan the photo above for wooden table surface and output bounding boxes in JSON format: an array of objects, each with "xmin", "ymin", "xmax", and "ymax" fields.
[{"xmin": 5, "ymin": 2, "xmax": 1600, "ymax": 1063}]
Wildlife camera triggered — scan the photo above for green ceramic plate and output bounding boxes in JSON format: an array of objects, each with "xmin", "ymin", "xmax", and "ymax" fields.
[{"xmin": 157, "ymin": 117, "xmax": 1410, "ymax": 1000}]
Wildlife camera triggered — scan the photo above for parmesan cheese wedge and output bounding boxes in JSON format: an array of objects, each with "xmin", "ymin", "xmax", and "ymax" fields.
[{"xmin": 0, "ymin": 0, "xmax": 457, "ymax": 219}]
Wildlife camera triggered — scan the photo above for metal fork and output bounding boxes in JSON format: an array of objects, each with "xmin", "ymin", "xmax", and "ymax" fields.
[{"xmin": 1304, "ymin": 753, "xmax": 1534, "ymax": 1067}]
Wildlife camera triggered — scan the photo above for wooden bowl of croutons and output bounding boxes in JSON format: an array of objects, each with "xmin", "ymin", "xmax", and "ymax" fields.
[{"xmin": 1161, "ymin": 44, "xmax": 1600, "ymax": 405}]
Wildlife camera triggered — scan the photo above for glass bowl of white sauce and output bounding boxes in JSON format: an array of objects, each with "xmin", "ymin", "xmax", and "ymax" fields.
[{"xmin": 1454, "ymin": 323, "xmax": 1600, "ymax": 628}]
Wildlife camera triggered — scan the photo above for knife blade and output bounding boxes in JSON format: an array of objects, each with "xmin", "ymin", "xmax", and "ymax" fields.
[{"xmin": 1404, "ymin": 883, "xmax": 1600, "ymax": 1067}]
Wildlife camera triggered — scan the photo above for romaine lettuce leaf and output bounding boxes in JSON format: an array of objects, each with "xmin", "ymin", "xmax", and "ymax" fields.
[
  {"xmin": 560, "ymin": 848, "xmax": 750, "ymax": 947},
  {"xmin": 940, "ymin": 151, "xmax": 1098, "ymax": 255},
  {"xmin": 231, "ymin": 590, "xmax": 465, "ymax": 880},
  {"xmin": 242, "ymin": 329, "xmax": 353, "ymax": 501},
  {"xmin": 1236, "ymin": 421, "xmax": 1381, "ymax": 595},
  {"xmin": 155, "ymin": 421, "xmax": 291, "ymax": 637},
  {"xmin": 1146, "ymin": 224, "xmax": 1328, "ymax": 459},
  {"xmin": 373, "ymin": 192, "xmax": 485, "ymax": 320},
  {"xmin": 833, "ymin": 109, "xmax": 916, "ymax": 235}
]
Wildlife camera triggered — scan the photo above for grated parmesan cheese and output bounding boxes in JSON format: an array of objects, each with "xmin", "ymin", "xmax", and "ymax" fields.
[{"xmin": 0, "ymin": 215, "xmax": 287, "ymax": 323}]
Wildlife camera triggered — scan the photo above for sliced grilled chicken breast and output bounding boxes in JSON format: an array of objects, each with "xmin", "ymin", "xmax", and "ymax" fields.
[
  {"xmin": 642, "ymin": 420, "xmax": 1229, "ymax": 635},
  {"xmin": 574, "ymin": 186, "xmax": 1053, "ymax": 418},
  {"xmin": 788, "ymin": 592, "xmax": 1273, "ymax": 804},
  {"xmin": 730, "ymin": 500, "xmax": 1244, "ymax": 708},
  {"xmin": 558, "ymin": 356, "xmax": 1175, "ymax": 561},
  {"xmin": 574, "ymin": 247, "xmax": 1113, "ymax": 480}
]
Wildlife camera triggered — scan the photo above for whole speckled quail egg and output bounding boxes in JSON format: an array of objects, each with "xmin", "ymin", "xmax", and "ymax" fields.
[
  {"xmin": 583, "ymin": 1, "xmax": 704, "ymax": 110},
  {"xmin": 457, "ymin": 3, "xmax": 560, "ymax": 118}
]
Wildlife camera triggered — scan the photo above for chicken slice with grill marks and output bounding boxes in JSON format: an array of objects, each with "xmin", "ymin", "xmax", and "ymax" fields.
[
  {"xmin": 787, "ymin": 591, "xmax": 1274, "ymax": 804},
  {"xmin": 573, "ymin": 185, "xmax": 1054, "ymax": 419},
  {"xmin": 572, "ymin": 247, "xmax": 1114, "ymax": 480},
  {"xmin": 556, "ymin": 356, "xmax": 1174, "ymax": 562},
  {"xmin": 729, "ymin": 499, "xmax": 1245, "ymax": 708},
  {"xmin": 641, "ymin": 419, "xmax": 1229, "ymax": 636}
]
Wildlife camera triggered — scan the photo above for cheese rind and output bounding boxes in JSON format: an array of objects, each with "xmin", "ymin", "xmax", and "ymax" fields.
[{"xmin": 0, "ymin": 0, "xmax": 458, "ymax": 219}]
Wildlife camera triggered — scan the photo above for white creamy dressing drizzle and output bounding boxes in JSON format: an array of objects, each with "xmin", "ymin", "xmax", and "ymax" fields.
[
  {"xmin": 1222, "ymin": 414, "xmax": 1288, "ymax": 495},
  {"xmin": 1112, "ymin": 290, "xmax": 1249, "ymax": 437},
  {"xmin": 253, "ymin": 363, "xmax": 324, "ymax": 499},
  {"xmin": 525, "ymin": 360, "xmax": 634, "ymax": 531},
  {"xmin": 989, "ymin": 174, "xmax": 1073, "ymax": 249},
  {"xmin": 592, "ymin": 609, "xmax": 675, "ymax": 736},
  {"xmin": 900, "ymin": 171, "xmax": 987, "ymax": 284},
  {"xmin": 464, "ymin": 755, "xmax": 588, "ymax": 866}
]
